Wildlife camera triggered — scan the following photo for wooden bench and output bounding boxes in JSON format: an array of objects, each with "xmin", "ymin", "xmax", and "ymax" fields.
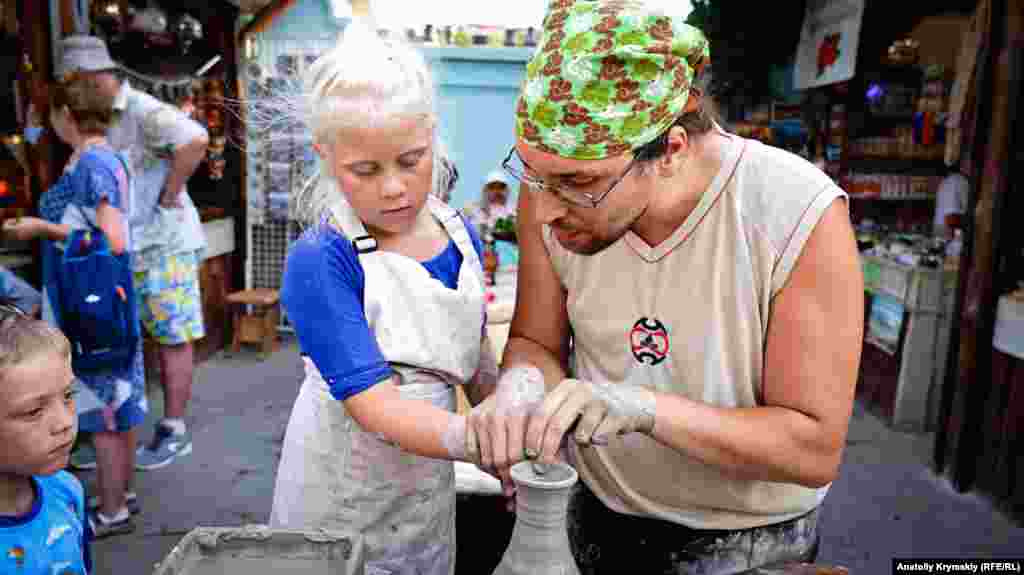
[{"xmin": 225, "ymin": 288, "xmax": 280, "ymax": 355}]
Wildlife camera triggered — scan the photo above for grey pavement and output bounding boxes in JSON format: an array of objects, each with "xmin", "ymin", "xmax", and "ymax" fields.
[
  {"xmin": 78, "ymin": 340, "xmax": 1024, "ymax": 573},
  {"xmin": 78, "ymin": 339, "xmax": 304, "ymax": 574}
]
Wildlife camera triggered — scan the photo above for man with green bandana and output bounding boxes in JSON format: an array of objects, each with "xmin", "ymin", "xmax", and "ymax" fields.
[{"xmin": 464, "ymin": 1, "xmax": 864, "ymax": 572}]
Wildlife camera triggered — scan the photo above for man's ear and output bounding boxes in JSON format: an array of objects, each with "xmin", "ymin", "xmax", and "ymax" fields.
[{"xmin": 657, "ymin": 125, "xmax": 690, "ymax": 177}]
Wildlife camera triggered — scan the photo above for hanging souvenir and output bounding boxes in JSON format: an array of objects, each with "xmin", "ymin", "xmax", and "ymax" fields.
[
  {"xmin": 207, "ymin": 136, "xmax": 226, "ymax": 181},
  {"xmin": 131, "ymin": 3, "xmax": 172, "ymax": 47},
  {"xmin": 175, "ymin": 13, "xmax": 203, "ymax": 54},
  {"xmin": 91, "ymin": 0, "xmax": 125, "ymax": 40}
]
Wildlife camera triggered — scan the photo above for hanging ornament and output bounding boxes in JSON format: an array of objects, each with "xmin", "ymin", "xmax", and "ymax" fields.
[
  {"xmin": 91, "ymin": 0, "xmax": 125, "ymax": 40},
  {"xmin": 131, "ymin": 3, "xmax": 173, "ymax": 47},
  {"xmin": 132, "ymin": 4, "xmax": 168, "ymax": 35},
  {"xmin": 207, "ymin": 136, "xmax": 227, "ymax": 181},
  {"xmin": 175, "ymin": 14, "xmax": 203, "ymax": 54}
]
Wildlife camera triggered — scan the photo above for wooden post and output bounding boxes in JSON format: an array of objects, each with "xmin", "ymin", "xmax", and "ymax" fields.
[
  {"xmin": 934, "ymin": 0, "xmax": 1011, "ymax": 494},
  {"xmin": 58, "ymin": 0, "xmax": 74, "ymax": 35}
]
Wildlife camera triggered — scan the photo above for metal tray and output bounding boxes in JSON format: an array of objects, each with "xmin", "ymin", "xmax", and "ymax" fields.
[{"xmin": 153, "ymin": 525, "xmax": 365, "ymax": 575}]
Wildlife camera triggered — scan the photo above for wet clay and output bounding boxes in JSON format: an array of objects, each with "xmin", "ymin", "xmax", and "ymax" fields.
[
  {"xmin": 153, "ymin": 526, "xmax": 363, "ymax": 575},
  {"xmin": 492, "ymin": 462, "xmax": 581, "ymax": 575}
]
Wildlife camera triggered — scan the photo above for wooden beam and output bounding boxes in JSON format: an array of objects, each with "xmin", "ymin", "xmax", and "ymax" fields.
[
  {"xmin": 59, "ymin": 0, "xmax": 74, "ymax": 35},
  {"xmin": 3, "ymin": 0, "xmax": 17, "ymax": 35}
]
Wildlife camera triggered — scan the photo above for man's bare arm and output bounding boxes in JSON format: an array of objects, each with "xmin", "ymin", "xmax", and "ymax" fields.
[
  {"xmin": 502, "ymin": 185, "xmax": 572, "ymax": 385},
  {"xmin": 647, "ymin": 199, "xmax": 863, "ymax": 487},
  {"xmin": 160, "ymin": 136, "xmax": 209, "ymax": 207}
]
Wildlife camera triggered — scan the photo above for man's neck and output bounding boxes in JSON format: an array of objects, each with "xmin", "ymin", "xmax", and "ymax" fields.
[
  {"xmin": 630, "ymin": 131, "xmax": 726, "ymax": 247},
  {"xmin": 0, "ymin": 473, "xmax": 35, "ymax": 517}
]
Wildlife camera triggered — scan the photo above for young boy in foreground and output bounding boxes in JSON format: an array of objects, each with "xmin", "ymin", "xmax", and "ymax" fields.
[{"xmin": 0, "ymin": 302, "xmax": 91, "ymax": 573}]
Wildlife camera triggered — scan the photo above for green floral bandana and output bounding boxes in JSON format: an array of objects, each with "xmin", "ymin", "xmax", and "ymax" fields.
[{"xmin": 515, "ymin": 0, "xmax": 710, "ymax": 160}]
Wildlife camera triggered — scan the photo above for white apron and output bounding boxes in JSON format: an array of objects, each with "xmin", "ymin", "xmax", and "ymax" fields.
[{"xmin": 270, "ymin": 196, "xmax": 485, "ymax": 575}]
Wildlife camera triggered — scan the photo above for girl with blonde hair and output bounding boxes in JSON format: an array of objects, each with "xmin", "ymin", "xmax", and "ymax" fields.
[{"xmin": 267, "ymin": 22, "xmax": 498, "ymax": 574}]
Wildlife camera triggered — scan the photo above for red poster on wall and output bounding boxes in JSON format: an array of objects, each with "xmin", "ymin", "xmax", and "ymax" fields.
[{"xmin": 793, "ymin": 0, "xmax": 866, "ymax": 90}]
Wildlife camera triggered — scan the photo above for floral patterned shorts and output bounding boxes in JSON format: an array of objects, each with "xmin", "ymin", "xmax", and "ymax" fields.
[{"xmin": 133, "ymin": 251, "xmax": 206, "ymax": 345}]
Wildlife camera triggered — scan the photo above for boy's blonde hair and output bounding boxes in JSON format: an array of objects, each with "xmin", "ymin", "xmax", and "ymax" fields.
[{"xmin": 0, "ymin": 303, "xmax": 71, "ymax": 383}]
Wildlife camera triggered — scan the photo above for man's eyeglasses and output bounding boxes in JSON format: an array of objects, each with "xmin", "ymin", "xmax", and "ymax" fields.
[{"xmin": 501, "ymin": 146, "xmax": 638, "ymax": 208}]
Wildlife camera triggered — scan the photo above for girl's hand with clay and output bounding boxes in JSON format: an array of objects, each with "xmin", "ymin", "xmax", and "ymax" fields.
[{"xmin": 464, "ymin": 364, "xmax": 546, "ymax": 495}]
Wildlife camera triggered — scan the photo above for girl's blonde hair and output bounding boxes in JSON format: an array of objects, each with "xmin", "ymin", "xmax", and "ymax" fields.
[{"xmin": 263, "ymin": 20, "xmax": 456, "ymax": 224}]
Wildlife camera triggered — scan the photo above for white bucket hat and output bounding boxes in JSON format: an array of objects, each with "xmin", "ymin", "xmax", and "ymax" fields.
[
  {"xmin": 484, "ymin": 169, "xmax": 511, "ymax": 188},
  {"xmin": 56, "ymin": 35, "xmax": 119, "ymax": 80}
]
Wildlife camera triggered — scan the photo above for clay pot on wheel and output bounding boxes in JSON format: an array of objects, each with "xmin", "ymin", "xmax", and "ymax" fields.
[{"xmin": 492, "ymin": 462, "xmax": 581, "ymax": 575}]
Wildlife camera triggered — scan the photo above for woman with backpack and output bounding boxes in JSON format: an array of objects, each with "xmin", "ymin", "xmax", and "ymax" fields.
[{"xmin": 2, "ymin": 71, "xmax": 145, "ymax": 538}]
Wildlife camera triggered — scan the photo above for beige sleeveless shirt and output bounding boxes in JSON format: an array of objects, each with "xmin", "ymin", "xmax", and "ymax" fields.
[{"xmin": 544, "ymin": 134, "xmax": 847, "ymax": 530}]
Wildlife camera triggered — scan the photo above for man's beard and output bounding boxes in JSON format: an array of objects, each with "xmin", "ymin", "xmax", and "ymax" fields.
[{"xmin": 553, "ymin": 205, "xmax": 645, "ymax": 255}]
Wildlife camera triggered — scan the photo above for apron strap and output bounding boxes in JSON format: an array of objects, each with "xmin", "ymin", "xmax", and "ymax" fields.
[
  {"xmin": 329, "ymin": 194, "xmax": 483, "ymax": 276},
  {"xmin": 327, "ymin": 192, "xmax": 379, "ymax": 254},
  {"xmin": 427, "ymin": 196, "xmax": 485, "ymax": 286}
]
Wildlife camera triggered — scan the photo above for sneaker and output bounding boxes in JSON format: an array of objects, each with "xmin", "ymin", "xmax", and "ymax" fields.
[
  {"xmin": 68, "ymin": 444, "xmax": 97, "ymax": 471},
  {"xmin": 87, "ymin": 508, "xmax": 135, "ymax": 539},
  {"xmin": 135, "ymin": 424, "xmax": 192, "ymax": 471},
  {"xmin": 87, "ymin": 492, "xmax": 141, "ymax": 516}
]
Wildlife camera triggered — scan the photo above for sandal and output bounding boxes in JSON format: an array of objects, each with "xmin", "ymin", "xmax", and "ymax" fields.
[
  {"xmin": 87, "ymin": 492, "xmax": 141, "ymax": 516},
  {"xmin": 87, "ymin": 508, "xmax": 135, "ymax": 539}
]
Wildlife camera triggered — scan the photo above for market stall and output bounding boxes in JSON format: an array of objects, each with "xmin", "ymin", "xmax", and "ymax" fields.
[
  {"xmin": 0, "ymin": 0, "xmax": 48, "ymax": 286},
  {"xmin": 0, "ymin": 0, "xmax": 244, "ymax": 363},
  {"xmin": 778, "ymin": 1, "xmax": 977, "ymax": 432}
]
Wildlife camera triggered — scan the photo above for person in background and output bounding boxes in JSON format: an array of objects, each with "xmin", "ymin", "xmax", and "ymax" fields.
[
  {"xmin": 2, "ymin": 72, "xmax": 146, "ymax": 537},
  {"xmin": 0, "ymin": 302, "xmax": 92, "ymax": 574},
  {"xmin": 464, "ymin": 169, "xmax": 516, "ymax": 241},
  {"xmin": 267, "ymin": 22, "xmax": 498, "ymax": 574},
  {"xmin": 56, "ymin": 36, "xmax": 209, "ymax": 472},
  {"xmin": 933, "ymin": 162, "xmax": 968, "ymax": 239},
  {"xmin": 0, "ymin": 266, "xmax": 41, "ymax": 317},
  {"xmin": 469, "ymin": 1, "xmax": 864, "ymax": 572}
]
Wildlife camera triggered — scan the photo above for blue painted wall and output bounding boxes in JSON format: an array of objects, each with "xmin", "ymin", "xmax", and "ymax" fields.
[
  {"xmin": 424, "ymin": 47, "xmax": 532, "ymax": 265},
  {"xmin": 255, "ymin": 0, "xmax": 346, "ymax": 44},
  {"xmin": 423, "ymin": 47, "xmax": 532, "ymax": 210}
]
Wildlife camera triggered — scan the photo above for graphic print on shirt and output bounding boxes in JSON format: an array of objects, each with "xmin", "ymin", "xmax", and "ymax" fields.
[
  {"xmin": 7, "ymin": 545, "xmax": 25, "ymax": 567},
  {"xmin": 629, "ymin": 317, "xmax": 670, "ymax": 365},
  {"xmin": 45, "ymin": 524, "xmax": 71, "ymax": 547}
]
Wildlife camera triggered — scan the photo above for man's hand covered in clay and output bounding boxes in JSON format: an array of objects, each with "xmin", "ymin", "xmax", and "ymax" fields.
[
  {"xmin": 465, "ymin": 365, "xmax": 546, "ymax": 495},
  {"xmin": 525, "ymin": 379, "xmax": 657, "ymax": 464}
]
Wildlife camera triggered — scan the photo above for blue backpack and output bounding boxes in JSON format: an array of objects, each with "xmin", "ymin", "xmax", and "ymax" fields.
[
  {"xmin": 56, "ymin": 227, "xmax": 140, "ymax": 373},
  {"xmin": 54, "ymin": 156, "xmax": 140, "ymax": 373}
]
